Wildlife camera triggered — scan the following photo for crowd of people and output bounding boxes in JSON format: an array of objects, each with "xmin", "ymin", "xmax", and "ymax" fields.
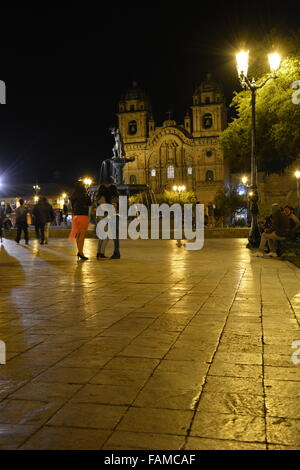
[
  {"xmin": 0, "ymin": 198, "xmax": 70, "ymax": 245},
  {"xmin": 1, "ymin": 185, "xmax": 299, "ymax": 262},
  {"xmin": 0, "ymin": 181, "xmax": 121, "ymax": 262}
]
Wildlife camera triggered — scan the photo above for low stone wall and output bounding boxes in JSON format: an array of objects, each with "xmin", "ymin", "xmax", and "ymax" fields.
[
  {"xmin": 204, "ymin": 228, "xmax": 249, "ymax": 238},
  {"xmin": 3, "ymin": 227, "xmax": 250, "ymax": 240}
]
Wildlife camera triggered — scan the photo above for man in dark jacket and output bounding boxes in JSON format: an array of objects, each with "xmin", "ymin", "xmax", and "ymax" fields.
[
  {"xmin": 255, "ymin": 204, "xmax": 290, "ymax": 257},
  {"xmin": 15, "ymin": 199, "xmax": 29, "ymax": 245},
  {"xmin": 33, "ymin": 197, "xmax": 55, "ymax": 245}
]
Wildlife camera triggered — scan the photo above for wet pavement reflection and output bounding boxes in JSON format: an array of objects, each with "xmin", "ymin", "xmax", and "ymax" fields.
[{"xmin": 0, "ymin": 238, "xmax": 300, "ymax": 450}]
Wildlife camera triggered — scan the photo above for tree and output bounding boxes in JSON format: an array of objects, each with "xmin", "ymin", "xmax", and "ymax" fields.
[
  {"xmin": 213, "ymin": 189, "xmax": 247, "ymax": 222},
  {"xmin": 221, "ymin": 31, "xmax": 300, "ymax": 174}
]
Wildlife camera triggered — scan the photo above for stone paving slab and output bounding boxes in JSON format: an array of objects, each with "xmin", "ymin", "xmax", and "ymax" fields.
[{"xmin": 0, "ymin": 238, "xmax": 300, "ymax": 450}]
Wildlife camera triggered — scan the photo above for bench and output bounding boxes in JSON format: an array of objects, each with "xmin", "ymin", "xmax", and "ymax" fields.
[{"xmin": 277, "ymin": 230, "xmax": 300, "ymax": 259}]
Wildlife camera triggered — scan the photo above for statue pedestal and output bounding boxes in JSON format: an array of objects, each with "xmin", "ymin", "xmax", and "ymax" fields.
[{"xmin": 111, "ymin": 157, "xmax": 135, "ymax": 186}]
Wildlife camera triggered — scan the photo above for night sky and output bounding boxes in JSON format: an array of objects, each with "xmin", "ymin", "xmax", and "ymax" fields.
[{"xmin": 0, "ymin": 4, "xmax": 298, "ymax": 188}]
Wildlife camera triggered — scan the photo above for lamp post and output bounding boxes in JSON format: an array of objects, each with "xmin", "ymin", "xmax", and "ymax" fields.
[
  {"xmin": 173, "ymin": 185, "xmax": 186, "ymax": 247},
  {"xmin": 33, "ymin": 184, "xmax": 41, "ymax": 204},
  {"xmin": 173, "ymin": 185, "xmax": 186, "ymax": 201},
  {"xmin": 33, "ymin": 184, "xmax": 41, "ymax": 195},
  {"xmin": 295, "ymin": 171, "xmax": 300, "ymax": 217},
  {"xmin": 236, "ymin": 50, "xmax": 281, "ymax": 247}
]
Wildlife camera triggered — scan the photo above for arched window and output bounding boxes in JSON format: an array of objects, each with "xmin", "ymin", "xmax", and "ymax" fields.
[
  {"xmin": 151, "ymin": 169, "xmax": 156, "ymax": 177},
  {"xmin": 203, "ymin": 113, "xmax": 213, "ymax": 129},
  {"xmin": 167, "ymin": 166, "xmax": 175, "ymax": 179},
  {"xmin": 206, "ymin": 170, "xmax": 214, "ymax": 182},
  {"xmin": 187, "ymin": 167, "xmax": 193, "ymax": 175},
  {"xmin": 130, "ymin": 175, "xmax": 137, "ymax": 185},
  {"xmin": 128, "ymin": 120, "xmax": 137, "ymax": 135}
]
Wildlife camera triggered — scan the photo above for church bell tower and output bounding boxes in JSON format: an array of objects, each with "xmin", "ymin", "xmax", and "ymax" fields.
[{"xmin": 117, "ymin": 82, "xmax": 151, "ymax": 144}]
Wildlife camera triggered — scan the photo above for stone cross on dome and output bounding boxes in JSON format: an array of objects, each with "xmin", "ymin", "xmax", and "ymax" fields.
[{"xmin": 166, "ymin": 110, "xmax": 173, "ymax": 120}]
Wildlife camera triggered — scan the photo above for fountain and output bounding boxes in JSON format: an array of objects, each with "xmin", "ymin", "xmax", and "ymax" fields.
[{"xmin": 91, "ymin": 128, "xmax": 156, "ymax": 208}]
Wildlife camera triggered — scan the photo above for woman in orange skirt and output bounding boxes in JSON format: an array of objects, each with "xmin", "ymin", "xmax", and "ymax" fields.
[{"xmin": 69, "ymin": 181, "xmax": 91, "ymax": 261}]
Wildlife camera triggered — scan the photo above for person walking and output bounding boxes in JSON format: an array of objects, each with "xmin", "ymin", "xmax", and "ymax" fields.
[
  {"xmin": 33, "ymin": 197, "xmax": 55, "ymax": 245},
  {"xmin": 15, "ymin": 199, "xmax": 29, "ymax": 245},
  {"xmin": 69, "ymin": 181, "xmax": 91, "ymax": 261},
  {"xmin": 254, "ymin": 204, "xmax": 290, "ymax": 257}
]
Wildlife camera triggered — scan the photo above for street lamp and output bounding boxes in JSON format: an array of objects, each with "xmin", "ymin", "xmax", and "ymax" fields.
[
  {"xmin": 236, "ymin": 49, "xmax": 281, "ymax": 247},
  {"xmin": 173, "ymin": 185, "xmax": 186, "ymax": 202},
  {"xmin": 173, "ymin": 185, "xmax": 186, "ymax": 193},
  {"xmin": 83, "ymin": 178, "xmax": 93, "ymax": 188},
  {"xmin": 295, "ymin": 170, "xmax": 300, "ymax": 216},
  {"xmin": 33, "ymin": 184, "xmax": 41, "ymax": 195},
  {"xmin": 172, "ymin": 185, "xmax": 186, "ymax": 247}
]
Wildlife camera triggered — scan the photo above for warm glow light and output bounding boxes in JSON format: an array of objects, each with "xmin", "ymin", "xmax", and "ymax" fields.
[
  {"xmin": 268, "ymin": 52, "xmax": 281, "ymax": 72},
  {"xmin": 242, "ymin": 176, "xmax": 248, "ymax": 185},
  {"xmin": 173, "ymin": 186, "xmax": 178, "ymax": 192},
  {"xmin": 236, "ymin": 50, "xmax": 249, "ymax": 77},
  {"xmin": 295, "ymin": 171, "xmax": 300, "ymax": 179},
  {"xmin": 62, "ymin": 193, "xmax": 67, "ymax": 199},
  {"xmin": 83, "ymin": 178, "xmax": 93, "ymax": 187},
  {"xmin": 248, "ymin": 191, "xmax": 254, "ymax": 197},
  {"xmin": 34, "ymin": 196, "xmax": 39, "ymax": 203},
  {"xmin": 180, "ymin": 186, "xmax": 186, "ymax": 192}
]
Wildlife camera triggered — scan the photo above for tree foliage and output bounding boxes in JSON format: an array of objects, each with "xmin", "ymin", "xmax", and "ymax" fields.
[
  {"xmin": 213, "ymin": 189, "xmax": 247, "ymax": 219},
  {"xmin": 221, "ymin": 31, "xmax": 300, "ymax": 173},
  {"xmin": 129, "ymin": 190, "xmax": 197, "ymax": 207},
  {"xmin": 155, "ymin": 190, "xmax": 197, "ymax": 206}
]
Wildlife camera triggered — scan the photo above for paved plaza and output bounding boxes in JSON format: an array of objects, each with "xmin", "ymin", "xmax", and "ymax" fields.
[{"xmin": 0, "ymin": 237, "xmax": 300, "ymax": 450}]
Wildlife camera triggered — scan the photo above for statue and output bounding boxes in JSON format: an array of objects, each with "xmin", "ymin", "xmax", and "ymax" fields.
[
  {"xmin": 99, "ymin": 129, "xmax": 135, "ymax": 187},
  {"xmin": 110, "ymin": 128, "xmax": 124, "ymax": 159}
]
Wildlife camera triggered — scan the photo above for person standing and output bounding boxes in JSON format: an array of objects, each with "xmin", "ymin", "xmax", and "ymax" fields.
[
  {"xmin": 0, "ymin": 203, "xmax": 5, "ymax": 241},
  {"xmin": 33, "ymin": 197, "xmax": 55, "ymax": 245},
  {"xmin": 95, "ymin": 184, "xmax": 110, "ymax": 259},
  {"xmin": 15, "ymin": 199, "xmax": 29, "ymax": 245},
  {"xmin": 63, "ymin": 204, "xmax": 69, "ymax": 226},
  {"xmin": 207, "ymin": 203, "xmax": 215, "ymax": 227},
  {"xmin": 95, "ymin": 184, "xmax": 120, "ymax": 259},
  {"xmin": 69, "ymin": 181, "xmax": 91, "ymax": 261}
]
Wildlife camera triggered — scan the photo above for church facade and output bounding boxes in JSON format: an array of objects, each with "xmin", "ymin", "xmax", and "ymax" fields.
[{"xmin": 117, "ymin": 76, "xmax": 229, "ymax": 205}]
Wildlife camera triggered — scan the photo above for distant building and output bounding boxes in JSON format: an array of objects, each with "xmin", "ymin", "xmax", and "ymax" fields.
[{"xmin": 118, "ymin": 77, "xmax": 229, "ymax": 205}]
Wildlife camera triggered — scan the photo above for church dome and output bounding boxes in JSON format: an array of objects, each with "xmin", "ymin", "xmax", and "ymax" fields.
[
  {"xmin": 194, "ymin": 73, "xmax": 223, "ymax": 95},
  {"xmin": 120, "ymin": 81, "xmax": 149, "ymax": 102}
]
